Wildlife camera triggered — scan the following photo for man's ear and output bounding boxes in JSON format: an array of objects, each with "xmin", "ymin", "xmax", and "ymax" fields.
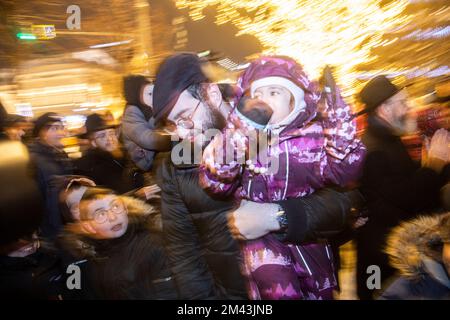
[
  {"xmin": 376, "ymin": 103, "xmax": 390, "ymax": 120},
  {"xmin": 38, "ymin": 129, "xmax": 48, "ymax": 143},
  {"xmin": 205, "ymin": 84, "xmax": 223, "ymax": 109},
  {"xmin": 90, "ymin": 139, "xmax": 97, "ymax": 148},
  {"xmin": 71, "ymin": 207, "xmax": 81, "ymax": 221}
]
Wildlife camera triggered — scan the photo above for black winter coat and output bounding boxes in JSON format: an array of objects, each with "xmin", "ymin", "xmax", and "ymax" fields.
[
  {"xmin": 157, "ymin": 153, "xmax": 248, "ymax": 299},
  {"xmin": 157, "ymin": 148, "xmax": 366, "ymax": 299},
  {"xmin": 0, "ymin": 247, "xmax": 66, "ymax": 299},
  {"xmin": 28, "ymin": 141, "xmax": 73, "ymax": 239},
  {"xmin": 75, "ymin": 148, "xmax": 141, "ymax": 193},
  {"xmin": 58, "ymin": 196, "xmax": 177, "ymax": 300},
  {"xmin": 356, "ymin": 115, "xmax": 448, "ymax": 299},
  {"xmin": 279, "ymin": 187, "xmax": 365, "ymax": 244}
]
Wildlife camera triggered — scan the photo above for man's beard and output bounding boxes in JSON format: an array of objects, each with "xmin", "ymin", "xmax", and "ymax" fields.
[
  {"xmin": 393, "ymin": 115, "xmax": 417, "ymax": 135},
  {"xmin": 203, "ymin": 107, "xmax": 227, "ymax": 132},
  {"xmin": 196, "ymin": 107, "xmax": 227, "ymax": 150}
]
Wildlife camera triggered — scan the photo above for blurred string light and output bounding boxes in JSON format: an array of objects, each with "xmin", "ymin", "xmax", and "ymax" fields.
[
  {"xmin": 17, "ymin": 84, "xmax": 102, "ymax": 97},
  {"xmin": 89, "ymin": 40, "xmax": 133, "ymax": 49},
  {"xmin": 217, "ymin": 58, "xmax": 251, "ymax": 71},
  {"xmin": 16, "ymin": 33, "xmax": 37, "ymax": 40},
  {"xmin": 197, "ymin": 50, "xmax": 211, "ymax": 57},
  {"xmin": 175, "ymin": 0, "xmax": 412, "ymax": 96},
  {"xmin": 355, "ymin": 66, "xmax": 450, "ymax": 79},
  {"xmin": 401, "ymin": 26, "xmax": 450, "ymax": 40}
]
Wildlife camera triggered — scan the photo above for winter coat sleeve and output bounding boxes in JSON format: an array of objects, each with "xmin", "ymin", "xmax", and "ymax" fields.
[
  {"xmin": 319, "ymin": 86, "xmax": 366, "ymax": 187},
  {"xmin": 122, "ymin": 106, "xmax": 171, "ymax": 152},
  {"xmin": 159, "ymin": 160, "xmax": 217, "ymax": 299},
  {"xmin": 277, "ymin": 188, "xmax": 364, "ymax": 244}
]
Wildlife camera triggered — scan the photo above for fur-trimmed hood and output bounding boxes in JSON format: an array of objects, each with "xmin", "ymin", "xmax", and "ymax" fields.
[
  {"xmin": 386, "ymin": 212, "xmax": 450, "ymax": 280},
  {"xmin": 58, "ymin": 196, "xmax": 161, "ymax": 259}
]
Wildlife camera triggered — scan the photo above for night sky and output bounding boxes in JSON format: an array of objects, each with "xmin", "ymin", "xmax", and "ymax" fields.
[{"xmin": 151, "ymin": 0, "xmax": 262, "ymax": 62}]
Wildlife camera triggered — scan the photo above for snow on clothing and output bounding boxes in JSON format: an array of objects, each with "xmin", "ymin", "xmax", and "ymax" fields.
[{"xmin": 200, "ymin": 56, "xmax": 366, "ymax": 300}]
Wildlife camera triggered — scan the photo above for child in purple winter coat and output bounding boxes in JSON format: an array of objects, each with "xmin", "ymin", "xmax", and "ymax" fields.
[{"xmin": 200, "ymin": 56, "xmax": 366, "ymax": 300}]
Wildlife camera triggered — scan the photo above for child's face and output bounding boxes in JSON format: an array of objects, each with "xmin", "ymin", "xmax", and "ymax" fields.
[
  {"xmin": 253, "ymin": 85, "xmax": 293, "ymax": 124},
  {"xmin": 80, "ymin": 195, "xmax": 129, "ymax": 239},
  {"xmin": 141, "ymin": 83, "xmax": 154, "ymax": 107}
]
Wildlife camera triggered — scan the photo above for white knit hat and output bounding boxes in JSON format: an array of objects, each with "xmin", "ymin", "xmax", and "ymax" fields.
[
  {"xmin": 250, "ymin": 76, "xmax": 306, "ymax": 111},
  {"xmin": 250, "ymin": 76, "xmax": 306, "ymax": 132}
]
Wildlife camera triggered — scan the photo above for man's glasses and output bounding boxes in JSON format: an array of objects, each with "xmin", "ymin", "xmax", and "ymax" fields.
[
  {"xmin": 176, "ymin": 100, "xmax": 202, "ymax": 130},
  {"xmin": 90, "ymin": 199, "xmax": 126, "ymax": 224}
]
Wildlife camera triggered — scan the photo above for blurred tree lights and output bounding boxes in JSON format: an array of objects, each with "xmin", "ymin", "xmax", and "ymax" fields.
[{"xmin": 175, "ymin": 0, "xmax": 449, "ymax": 99}]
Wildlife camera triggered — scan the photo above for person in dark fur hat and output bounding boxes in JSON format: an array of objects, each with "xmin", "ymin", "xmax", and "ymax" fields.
[{"xmin": 380, "ymin": 212, "xmax": 450, "ymax": 300}]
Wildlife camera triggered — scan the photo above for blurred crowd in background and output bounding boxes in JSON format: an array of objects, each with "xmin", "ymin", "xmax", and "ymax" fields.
[{"xmin": 0, "ymin": 0, "xmax": 449, "ymax": 300}]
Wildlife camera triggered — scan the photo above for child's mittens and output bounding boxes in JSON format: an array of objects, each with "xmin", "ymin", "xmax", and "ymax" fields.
[{"xmin": 202, "ymin": 128, "xmax": 246, "ymax": 176}]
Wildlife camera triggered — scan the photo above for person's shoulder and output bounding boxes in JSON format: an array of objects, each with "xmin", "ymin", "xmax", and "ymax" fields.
[
  {"xmin": 378, "ymin": 276, "xmax": 416, "ymax": 300},
  {"xmin": 27, "ymin": 141, "xmax": 49, "ymax": 157},
  {"xmin": 75, "ymin": 152, "xmax": 104, "ymax": 177},
  {"xmin": 123, "ymin": 105, "xmax": 145, "ymax": 120},
  {"xmin": 27, "ymin": 143, "xmax": 63, "ymax": 171},
  {"xmin": 378, "ymin": 273, "xmax": 447, "ymax": 300},
  {"xmin": 155, "ymin": 152, "xmax": 182, "ymax": 189},
  {"xmin": 74, "ymin": 150, "xmax": 92, "ymax": 166},
  {"xmin": 362, "ymin": 129, "xmax": 384, "ymax": 151},
  {"xmin": 361, "ymin": 129, "xmax": 392, "ymax": 161}
]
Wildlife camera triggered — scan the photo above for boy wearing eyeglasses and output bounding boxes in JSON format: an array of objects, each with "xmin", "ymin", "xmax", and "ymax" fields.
[{"xmin": 59, "ymin": 187, "xmax": 178, "ymax": 299}]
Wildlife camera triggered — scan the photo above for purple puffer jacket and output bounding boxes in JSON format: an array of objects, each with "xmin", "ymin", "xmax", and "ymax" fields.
[{"xmin": 200, "ymin": 56, "xmax": 366, "ymax": 202}]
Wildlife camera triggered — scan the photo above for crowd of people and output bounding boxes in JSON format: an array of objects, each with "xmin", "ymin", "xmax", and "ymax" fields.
[{"xmin": 0, "ymin": 52, "xmax": 449, "ymax": 300}]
